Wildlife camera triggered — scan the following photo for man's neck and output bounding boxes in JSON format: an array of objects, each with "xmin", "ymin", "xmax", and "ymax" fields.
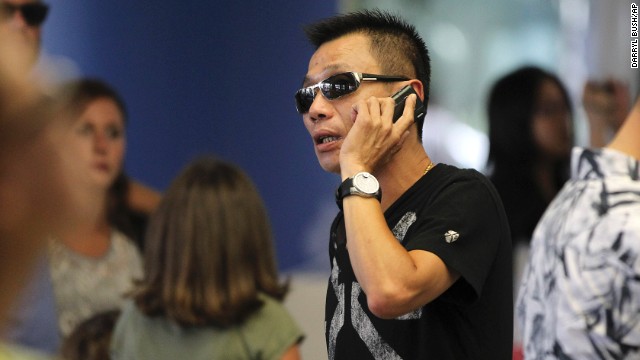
[{"xmin": 375, "ymin": 142, "xmax": 431, "ymax": 210}]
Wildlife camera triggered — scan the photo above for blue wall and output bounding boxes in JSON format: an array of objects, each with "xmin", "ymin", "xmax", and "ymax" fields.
[{"xmin": 42, "ymin": 1, "xmax": 338, "ymax": 271}]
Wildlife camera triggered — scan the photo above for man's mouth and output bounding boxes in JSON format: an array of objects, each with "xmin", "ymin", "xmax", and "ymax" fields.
[{"xmin": 317, "ymin": 135, "xmax": 340, "ymax": 144}]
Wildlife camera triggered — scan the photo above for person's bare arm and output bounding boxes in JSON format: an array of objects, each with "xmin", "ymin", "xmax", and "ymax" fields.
[
  {"xmin": 280, "ymin": 344, "xmax": 301, "ymax": 360},
  {"xmin": 339, "ymin": 94, "xmax": 459, "ymax": 319},
  {"xmin": 127, "ymin": 179, "xmax": 161, "ymax": 214},
  {"xmin": 342, "ymin": 197, "xmax": 459, "ymax": 319},
  {"xmin": 608, "ymin": 94, "xmax": 640, "ymax": 160},
  {"xmin": 583, "ymin": 79, "xmax": 630, "ymax": 148}
]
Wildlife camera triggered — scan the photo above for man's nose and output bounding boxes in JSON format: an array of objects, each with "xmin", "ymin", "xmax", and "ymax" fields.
[{"xmin": 308, "ymin": 89, "xmax": 333, "ymax": 121}]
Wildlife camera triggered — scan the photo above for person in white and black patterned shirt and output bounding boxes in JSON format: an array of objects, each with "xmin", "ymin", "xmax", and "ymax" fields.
[{"xmin": 517, "ymin": 92, "xmax": 640, "ymax": 359}]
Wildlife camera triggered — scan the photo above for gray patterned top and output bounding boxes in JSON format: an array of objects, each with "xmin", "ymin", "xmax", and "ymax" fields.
[
  {"xmin": 48, "ymin": 229, "xmax": 143, "ymax": 337},
  {"xmin": 516, "ymin": 147, "xmax": 640, "ymax": 359}
]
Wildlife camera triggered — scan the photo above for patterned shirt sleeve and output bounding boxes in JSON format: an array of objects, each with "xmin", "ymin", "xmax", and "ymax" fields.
[{"xmin": 517, "ymin": 147, "xmax": 640, "ymax": 359}]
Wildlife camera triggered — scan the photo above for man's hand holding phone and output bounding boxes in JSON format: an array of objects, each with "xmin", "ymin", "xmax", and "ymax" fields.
[{"xmin": 340, "ymin": 85, "xmax": 422, "ymax": 177}]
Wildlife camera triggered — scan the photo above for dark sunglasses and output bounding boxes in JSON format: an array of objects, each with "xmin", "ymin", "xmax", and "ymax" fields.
[
  {"xmin": 294, "ymin": 72, "xmax": 409, "ymax": 114},
  {"xmin": 0, "ymin": 2, "xmax": 49, "ymax": 27}
]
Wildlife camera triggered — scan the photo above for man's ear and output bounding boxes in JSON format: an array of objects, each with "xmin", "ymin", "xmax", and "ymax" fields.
[{"xmin": 410, "ymin": 80, "xmax": 425, "ymax": 101}]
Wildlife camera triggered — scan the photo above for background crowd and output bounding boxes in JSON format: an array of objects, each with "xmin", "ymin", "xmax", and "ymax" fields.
[{"xmin": 1, "ymin": 0, "xmax": 638, "ymax": 359}]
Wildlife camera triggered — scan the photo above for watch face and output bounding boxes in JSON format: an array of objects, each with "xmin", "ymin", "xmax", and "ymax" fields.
[{"xmin": 353, "ymin": 172, "xmax": 379, "ymax": 195}]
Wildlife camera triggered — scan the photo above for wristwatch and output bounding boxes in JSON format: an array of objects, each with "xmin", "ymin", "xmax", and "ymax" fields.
[{"xmin": 335, "ymin": 172, "xmax": 382, "ymax": 210}]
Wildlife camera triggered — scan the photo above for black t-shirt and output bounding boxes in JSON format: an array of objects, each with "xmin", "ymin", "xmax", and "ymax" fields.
[{"xmin": 325, "ymin": 164, "xmax": 513, "ymax": 359}]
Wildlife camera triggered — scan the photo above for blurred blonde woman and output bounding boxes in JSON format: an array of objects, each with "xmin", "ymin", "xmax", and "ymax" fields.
[{"xmin": 6, "ymin": 78, "xmax": 144, "ymax": 354}]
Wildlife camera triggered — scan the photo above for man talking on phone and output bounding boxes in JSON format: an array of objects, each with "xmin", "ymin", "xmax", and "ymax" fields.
[{"xmin": 295, "ymin": 9, "xmax": 513, "ymax": 359}]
